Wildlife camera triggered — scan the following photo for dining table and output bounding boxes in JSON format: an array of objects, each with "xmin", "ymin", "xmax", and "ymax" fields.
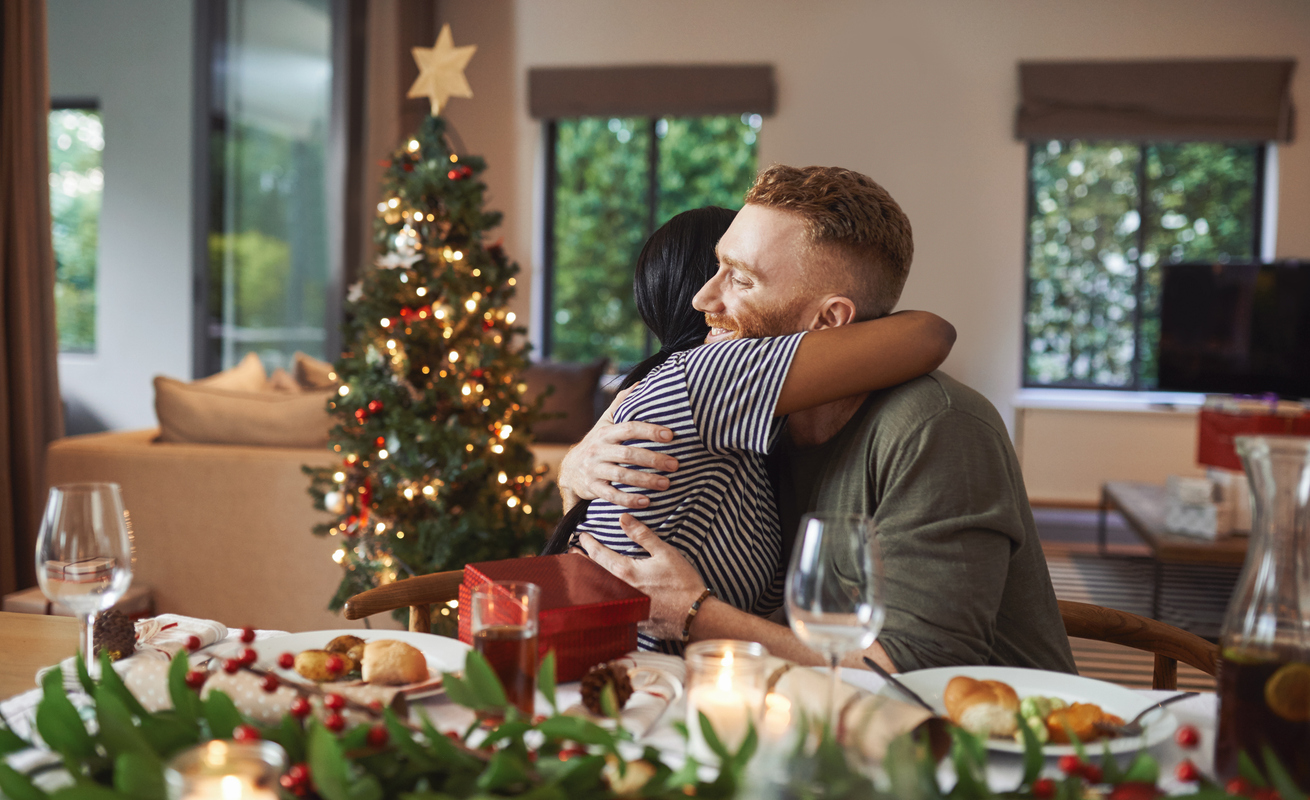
[{"xmin": 0, "ymin": 612, "xmax": 1224, "ymax": 797}]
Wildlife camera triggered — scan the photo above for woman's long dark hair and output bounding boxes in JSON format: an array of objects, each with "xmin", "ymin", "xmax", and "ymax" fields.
[{"xmin": 542, "ymin": 206, "xmax": 736, "ymax": 555}]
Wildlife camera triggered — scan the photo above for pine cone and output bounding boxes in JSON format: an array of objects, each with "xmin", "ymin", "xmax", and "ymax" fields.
[
  {"xmin": 580, "ymin": 662, "xmax": 633, "ymax": 716},
  {"xmin": 93, "ymin": 609, "xmax": 136, "ymax": 661}
]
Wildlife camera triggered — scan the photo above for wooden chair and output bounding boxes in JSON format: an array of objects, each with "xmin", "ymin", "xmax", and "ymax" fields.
[
  {"xmin": 344, "ymin": 569, "xmax": 465, "ymax": 632},
  {"xmin": 1058, "ymin": 599, "xmax": 1218, "ymax": 690}
]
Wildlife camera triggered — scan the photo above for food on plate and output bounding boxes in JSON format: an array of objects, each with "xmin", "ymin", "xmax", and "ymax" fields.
[
  {"xmin": 943, "ymin": 676, "xmax": 1020, "ymax": 737},
  {"xmin": 326, "ymin": 635, "xmax": 367, "ymax": 665},
  {"xmin": 1015, "ymin": 695, "xmax": 1068, "ymax": 744},
  {"xmin": 361, "ymin": 639, "xmax": 428, "ymax": 685},
  {"xmin": 1046, "ymin": 702, "xmax": 1124, "ymax": 744},
  {"xmin": 294, "ymin": 649, "xmax": 356, "ymax": 682}
]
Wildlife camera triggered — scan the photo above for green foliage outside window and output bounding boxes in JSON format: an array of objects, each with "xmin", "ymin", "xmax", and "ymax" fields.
[
  {"xmin": 550, "ymin": 114, "xmax": 760, "ymax": 365},
  {"xmin": 1026, "ymin": 140, "xmax": 1259, "ymax": 389},
  {"xmin": 49, "ymin": 108, "xmax": 103, "ymax": 353}
]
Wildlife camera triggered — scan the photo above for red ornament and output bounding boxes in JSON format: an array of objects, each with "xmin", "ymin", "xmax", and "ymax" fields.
[
  {"xmin": 1032, "ymin": 778, "xmax": 1056, "ymax": 799},
  {"xmin": 399, "ymin": 306, "xmax": 413, "ymax": 320},
  {"xmin": 238, "ymin": 647, "xmax": 258, "ymax": 666},
  {"xmin": 324, "ymin": 693, "xmax": 347, "ymax": 711},
  {"xmin": 184, "ymin": 670, "xmax": 208, "ymax": 691},
  {"xmin": 368, "ymin": 400, "xmax": 383, "ymax": 414},
  {"xmin": 366, "ymin": 725, "xmax": 389, "ymax": 747},
  {"xmin": 1174, "ymin": 724, "xmax": 1200, "ymax": 748},
  {"xmin": 240, "ymin": 627, "xmax": 256, "ymax": 644},
  {"xmin": 1058, "ymin": 755, "xmax": 1083, "ymax": 776},
  {"xmin": 325, "ymin": 712, "xmax": 345, "ymax": 732},
  {"xmin": 482, "ymin": 320, "xmax": 494, "ymax": 331},
  {"xmin": 402, "ymin": 162, "xmax": 413, "ymax": 172},
  {"xmin": 290, "ymin": 697, "xmax": 312, "ymax": 719},
  {"xmin": 1081, "ymin": 763, "xmax": 1103, "ymax": 784},
  {"xmin": 260, "ymin": 674, "xmax": 279, "ymax": 693},
  {"xmin": 222, "ymin": 658, "xmax": 241, "ymax": 675},
  {"xmin": 447, "ymin": 168, "xmax": 462, "ymax": 180},
  {"xmin": 278, "ymin": 652, "xmax": 296, "ymax": 670},
  {"xmin": 233, "ymin": 724, "xmax": 260, "ymax": 743},
  {"xmin": 471, "ymin": 369, "xmax": 484, "ymax": 378},
  {"xmin": 185, "ymin": 635, "xmax": 202, "ymax": 652},
  {"xmin": 1175, "ymin": 759, "xmax": 1200, "ymax": 784},
  {"xmin": 354, "ymin": 408, "xmax": 369, "ymax": 423},
  {"xmin": 326, "ymin": 655, "xmax": 344, "ymax": 675},
  {"xmin": 459, "ymin": 165, "xmax": 473, "ymax": 178},
  {"xmin": 360, "ymin": 479, "xmax": 374, "ymax": 507}
]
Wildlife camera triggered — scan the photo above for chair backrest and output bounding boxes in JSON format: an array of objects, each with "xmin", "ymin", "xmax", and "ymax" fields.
[
  {"xmin": 343, "ymin": 569, "xmax": 465, "ymax": 632},
  {"xmin": 1058, "ymin": 599, "xmax": 1218, "ymax": 690}
]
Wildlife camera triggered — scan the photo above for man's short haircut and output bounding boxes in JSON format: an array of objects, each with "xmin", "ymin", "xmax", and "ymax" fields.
[{"xmin": 745, "ymin": 165, "xmax": 913, "ymax": 319}]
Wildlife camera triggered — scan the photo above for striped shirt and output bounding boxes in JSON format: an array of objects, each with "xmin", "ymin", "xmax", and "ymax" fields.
[{"xmin": 573, "ymin": 333, "xmax": 806, "ymax": 653}]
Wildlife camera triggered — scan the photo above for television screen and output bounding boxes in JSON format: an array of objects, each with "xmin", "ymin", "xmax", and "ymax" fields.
[{"xmin": 1157, "ymin": 261, "xmax": 1310, "ymax": 398}]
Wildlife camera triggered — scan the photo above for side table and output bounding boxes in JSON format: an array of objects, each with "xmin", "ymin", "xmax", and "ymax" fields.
[{"xmin": 0, "ymin": 612, "xmax": 78, "ymax": 700}]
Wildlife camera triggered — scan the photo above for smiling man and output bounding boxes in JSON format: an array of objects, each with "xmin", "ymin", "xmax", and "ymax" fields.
[{"xmin": 560, "ymin": 165, "xmax": 1076, "ymax": 675}]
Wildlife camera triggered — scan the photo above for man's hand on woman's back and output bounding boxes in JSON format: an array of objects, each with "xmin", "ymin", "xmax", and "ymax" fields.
[{"xmin": 557, "ymin": 387, "xmax": 680, "ymax": 510}]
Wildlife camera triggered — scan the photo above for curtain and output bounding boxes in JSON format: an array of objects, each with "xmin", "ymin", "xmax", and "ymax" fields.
[{"xmin": 0, "ymin": 0, "xmax": 64, "ymax": 597}]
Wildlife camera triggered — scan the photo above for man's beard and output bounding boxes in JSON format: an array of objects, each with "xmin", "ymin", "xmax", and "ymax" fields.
[{"xmin": 704, "ymin": 296, "xmax": 810, "ymax": 341}]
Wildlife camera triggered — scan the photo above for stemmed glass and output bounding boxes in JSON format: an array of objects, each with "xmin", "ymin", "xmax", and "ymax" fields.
[
  {"xmin": 35, "ymin": 483, "xmax": 134, "ymax": 673},
  {"xmin": 785, "ymin": 513, "xmax": 884, "ymax": 728}
]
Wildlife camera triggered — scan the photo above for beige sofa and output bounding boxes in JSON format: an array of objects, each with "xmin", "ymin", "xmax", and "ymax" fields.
[{"xmin": 46, "ymin": 430, "xmax": 570, "ymax": 632}]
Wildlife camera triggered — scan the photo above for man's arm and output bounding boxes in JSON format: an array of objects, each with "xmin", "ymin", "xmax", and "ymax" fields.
[
  {"xmin": 578, "ymin": 515, "xmax": 898, "ymax": 672},
  {"xmin": 557, "ymin": 390, "xmax": 679, "ymax": 510}
]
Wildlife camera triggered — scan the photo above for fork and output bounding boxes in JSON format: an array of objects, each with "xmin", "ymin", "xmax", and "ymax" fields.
[{"xmin": 1093, "ymin": 691, "xmax": 1198, "ymax": 737}]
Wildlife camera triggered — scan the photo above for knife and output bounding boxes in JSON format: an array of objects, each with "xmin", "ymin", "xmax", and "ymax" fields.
[{"xmin": 862, "ymin": 656, "xmax": 937, "ymax": 714}]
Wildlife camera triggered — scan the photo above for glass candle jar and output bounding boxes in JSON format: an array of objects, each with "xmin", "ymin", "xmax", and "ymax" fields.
[
  {"xmin": 684, "ymin": 640, "xmax": 768, "ymax": 762},
  {"xmin": 165, "ymin": 740, "xmax": 286, "ymax": 800}
]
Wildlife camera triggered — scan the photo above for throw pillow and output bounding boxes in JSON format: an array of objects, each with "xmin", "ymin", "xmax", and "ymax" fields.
[
  {"xmin": 195, "ymin": 352, "xmax": 266, "ymax": 392},
  {"xmin": 266, "ymin": 368, "xmax": 302, "ymax": 393},
  {"xmin": 154, "ymin": 377, "xmax": 333, "ymax": 448},
  {"xmin": 293, "ymin": 351, "xmax": 338, "ymax": 390},
  {"xmin": 521, "ymin": 359, "xmax": 609, "ymax": 444}
]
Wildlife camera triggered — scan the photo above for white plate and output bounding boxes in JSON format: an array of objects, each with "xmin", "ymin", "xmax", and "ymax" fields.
[
  {"xmin": 250, "ymin": 629, "xmax": 470, "ymax": 696},
  {"xmin": 867, "ymin": 666, "xmax": 1179, "ymax": 755}
]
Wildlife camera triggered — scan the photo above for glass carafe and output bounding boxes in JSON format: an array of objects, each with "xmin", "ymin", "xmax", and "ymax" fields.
[{"xmin": 1214, "ymin": 436, "xmax": 1310, "ymax": 788}]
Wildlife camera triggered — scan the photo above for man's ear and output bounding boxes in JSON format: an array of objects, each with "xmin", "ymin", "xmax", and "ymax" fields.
[{"xmin": 808, "ymin": 296, "xmax": 858, "ymax": 330}]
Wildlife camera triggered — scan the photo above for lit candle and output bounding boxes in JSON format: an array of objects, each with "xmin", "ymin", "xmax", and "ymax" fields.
[
  {"xmin": 684, "ymin": 641, "xmax": 767, "ymax": 762},
  {"xmin": 165, "ymin": 741, "xmax": 285, "ymax": 800}
]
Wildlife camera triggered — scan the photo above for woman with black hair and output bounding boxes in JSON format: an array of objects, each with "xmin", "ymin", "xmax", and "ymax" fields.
[{"xmin": 543, "ymin": 206, "xmax": 954, "ymax": 653}]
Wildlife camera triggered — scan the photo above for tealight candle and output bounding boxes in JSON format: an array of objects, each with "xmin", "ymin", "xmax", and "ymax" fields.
[
  {"xmin": 684, "ymin": 640, "xmax": 768, "ymax": 762},
  {"xmin": 165, "ymin": 740, "xmax": 286, "ymax": 800}
]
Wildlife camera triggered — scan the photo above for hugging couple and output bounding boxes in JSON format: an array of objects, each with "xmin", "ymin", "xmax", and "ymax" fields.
[{"xmin": 543, "ymin": 164, "xmax": 1075, "ymax": 676}]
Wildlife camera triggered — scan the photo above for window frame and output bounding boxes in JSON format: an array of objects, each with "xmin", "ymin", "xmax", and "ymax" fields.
[{"xmin": 1020, "ymin": 139, "xmax": 1268, "ymax": 392}]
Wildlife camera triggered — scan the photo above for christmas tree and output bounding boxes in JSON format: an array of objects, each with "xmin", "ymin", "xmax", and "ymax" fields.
[{"xmin": 305, "ymin": 110, "xmax": 553, "ymax": 629}]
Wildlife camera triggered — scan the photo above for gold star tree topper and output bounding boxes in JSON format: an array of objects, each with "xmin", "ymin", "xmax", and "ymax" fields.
[{"xmin": 407, "ymin": 24, "xmax": 476, "ymax": 116}]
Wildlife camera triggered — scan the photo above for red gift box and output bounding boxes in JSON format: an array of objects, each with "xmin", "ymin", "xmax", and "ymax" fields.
[
  {"xmin": 458, "ymin": 554, "xmax": 650, "ymax": 681},
  {"xmin": 1197, "ymin": 406, "xmax": 1310, "ymax": 471}
]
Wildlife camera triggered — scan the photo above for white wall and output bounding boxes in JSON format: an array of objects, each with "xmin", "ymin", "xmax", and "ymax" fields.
[
  {"xmin": 48, "ymin": 0, "xmax": 195, "ymax": 433},
  {"xmin": 434, "ymin": 0, "xmax": 1310, "ymax": 435}
]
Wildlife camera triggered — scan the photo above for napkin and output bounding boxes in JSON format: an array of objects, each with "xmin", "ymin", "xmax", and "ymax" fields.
[
  {"xmin": 763, "ymin": 657, "xmax": 938, "ymax": 762},
  {"xmin": 564, "ymin": 652, "xmax": 686, "ymax": 739},
  {"xmin": 35, "ymin": 614, "xmax": 230, "ymax": 694}
]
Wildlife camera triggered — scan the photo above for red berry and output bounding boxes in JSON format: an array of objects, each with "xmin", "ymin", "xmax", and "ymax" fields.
[
  {"xmin": 1227, "ymin": 778, "xmax": 1255, "ymax": 796},
  {"xmin": 1108, "ymin": 783, "xmax": 1164, "ymax": 800},
  {"xmin": 324, "ymin": 693, "xmax": 346, "ymax": 711},
  {"xmin": 368, "ymin": 699, "xmax": 383, "ymax": 712},
  {"xmin": 185, "ymin": 635, "xmax": 202, "ymax": 651},
  {"xmin": 240, "ymin": 628, "xmax": 256, "ymax": 644},
  {"xmin": 279, "ymin": 774, "xmax": 297, "ymax": 791},
  {"xmin": 325, "ymin": 712, "xmax": 345, "ymax": 732},
  {"xmin": 1175, "ymin": 759, "xmax": 1200, "ymax": 783},
  {"xmin": 1175, "ymin": 724, "xmax": 1200, "ymax": 748},
  {"xmin": 326, "ymin": 655, "xmax": 344, "ymax": 674},
  {"xmin": 1082, "ymin": 763, "xmax": 1103, "ymax": 784},
  {"xmin": 222, "ymin": 658, "xmax": 241, "ymax": 674},
  {"xmin": 185, "ymin": 669, "xmax": 208, "ymax": 690},
  {"xmin": 366, "ymin": 725, "xmax": 389, "ymax": 747},
  {"xmin": 1252, "ymin": 789, "xmax": 1281, "ymax": 800},
  {"xmin": 1032, "ymin": 778, "xmax": 1056, "ymax": 799},
  {"xmin": 290, "ymin": 697, "xmax": 312, "ymax": 719},
  {"xmin": 233, "ymin": 724, "xmax": 260, "ymax": 742},
  {"xmin": 287, "ymin": 763, "xmax": 310, "ymax": 785},
  {"xmin": 260, "ymin": 674, "xmax": 279, "ymax": 693},
  {"xmin": 238, "ymin": 647, "xmax": 258, "ymax": 666},
  {"xmin": 278, "ymin": 652, "xmax": 295, "ymax": 669},
  {"xmin": 1059, "ymin": 754, "xmax": 1083, "ymax": 775}
]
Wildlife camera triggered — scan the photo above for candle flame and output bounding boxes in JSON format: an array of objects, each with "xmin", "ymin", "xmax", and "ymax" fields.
[
  {"xmin": 717, "ymin": 650, "xmax": 735, "ymax": 690},
  {"xmin": 221, "ymin": 775, "xmax": 244, "ymax": 800}
]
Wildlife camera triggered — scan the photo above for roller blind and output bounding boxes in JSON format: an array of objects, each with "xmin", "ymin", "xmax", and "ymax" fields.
[
  {"xmin": 1016, "ymin": 59, "xmax": 1295, "ymax": 142},
  {"xmin": 528, "ymin": 64, "xmax": 775, "ymax": 119}
]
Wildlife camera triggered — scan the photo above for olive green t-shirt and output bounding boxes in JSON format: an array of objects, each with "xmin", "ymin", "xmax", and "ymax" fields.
[{"xmin": 773, "ymin": 371, "xmax": 1077, "ymax": 674}]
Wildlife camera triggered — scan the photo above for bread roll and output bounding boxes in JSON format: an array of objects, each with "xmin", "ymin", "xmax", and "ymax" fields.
[
  {"xmin": 361, "ymin": 640, "xmax": 428, "ymax": 685},
  {"xmin": 943, "ymin": 676, "xmax": 1020, "ymax": 738}
]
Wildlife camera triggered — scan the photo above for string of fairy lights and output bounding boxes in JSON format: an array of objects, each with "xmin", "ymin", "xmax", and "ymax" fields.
[{"xmin": 316, "ymin": 132, "xmax": 545, "ymax": 588}]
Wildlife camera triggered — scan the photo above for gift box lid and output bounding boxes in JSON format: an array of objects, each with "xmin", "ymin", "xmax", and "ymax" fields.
[{"xmin": 463, "ymin": 554, "xmax": 649, "ymax": 637}]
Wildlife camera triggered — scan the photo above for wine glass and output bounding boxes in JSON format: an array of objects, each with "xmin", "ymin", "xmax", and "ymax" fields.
[
  {"xmin": 35, "ymin": 483, "xmax": 134, "ymax": 673},
  {"xmin": 785, "ymin": 513, "xmax": 884, "ymax": 728}
]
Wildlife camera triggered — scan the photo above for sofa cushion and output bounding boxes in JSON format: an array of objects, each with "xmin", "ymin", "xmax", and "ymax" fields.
[
  {"xmin": 154, "ymin": 377, "xmax": 333, "ymax": 448},
  {"xmin": 195, "ymin": 352, "xmax": 266, "ymax": 392},
  {"xmin": 266, "ymin": 368, "xmax": 302, "ymax": 393},
  {"xmin": 293, "ymin": 351, "xmax": 338, "ymax": 391},
  {"xmin": 522, "ymin": 359, "xmax": 608, "ymax": 444}
]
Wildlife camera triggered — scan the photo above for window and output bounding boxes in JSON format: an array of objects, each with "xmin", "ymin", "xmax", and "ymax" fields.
[
  {"xmin": 49, "ymin": 105, "xmax": 103, "ymax": 353},
  {"xmin": 545, "ymin": 114, "xmax": 760, "ymax": 365},
  {"xmin": 1024, "ymin": 140, "xmax": 1264, "ymax": 390}
]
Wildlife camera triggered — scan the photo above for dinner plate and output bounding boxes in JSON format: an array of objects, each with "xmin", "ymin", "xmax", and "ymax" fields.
[
  {"xmin": 863, "ymin": 665, "xmax": 1179, "ymax": 755},
  {"xmin": 250, "ymin": 629, "xmax": 470, "ymax": 697}
]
